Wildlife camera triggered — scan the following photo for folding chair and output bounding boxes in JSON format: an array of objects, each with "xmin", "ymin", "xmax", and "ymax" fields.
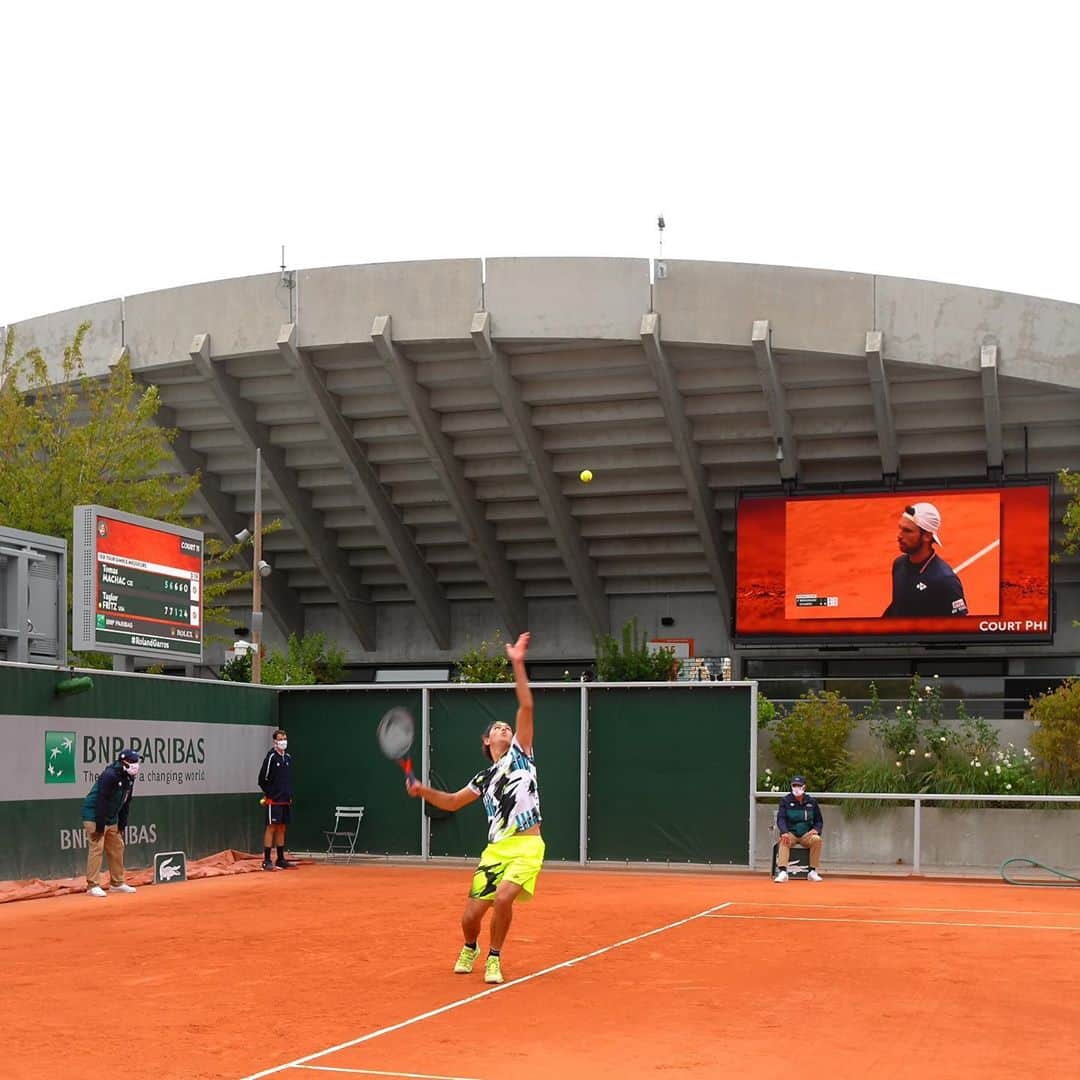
[{"xmin": 324, "ymin": 805, "xmax": 365, "ymax": 860}]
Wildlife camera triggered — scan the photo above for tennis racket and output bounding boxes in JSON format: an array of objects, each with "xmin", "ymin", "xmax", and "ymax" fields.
[{"xmin": 377, "ymin": 706, "xmax": 416, "ymax": 785}]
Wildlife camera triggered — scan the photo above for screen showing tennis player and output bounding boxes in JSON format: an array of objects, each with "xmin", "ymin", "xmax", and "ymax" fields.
[
  {"xmin": 783, "ymin": 492, "xmax": 1000, "ymax": 620},
  {"xmin": 736, "ymin": 483, "xmax": 1051, "ymax": 642}
]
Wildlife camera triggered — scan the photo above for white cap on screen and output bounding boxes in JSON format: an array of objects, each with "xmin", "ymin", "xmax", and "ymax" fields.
[{"xmin": 904, "ymin": 502, "xmax": 943, "ymax": 546}]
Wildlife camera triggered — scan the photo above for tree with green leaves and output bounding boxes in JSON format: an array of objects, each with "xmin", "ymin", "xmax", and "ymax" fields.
[
  {"xmin": 1, "ymin": 322, "xmax": 198, "ymax": 543},
  {"xmin": 1060, "ymin": 468, "xmax": 1080, "ymax": 627},
  {"xmin": 0, "ymin": 322, "xmax": 277, "ymax": 656}
]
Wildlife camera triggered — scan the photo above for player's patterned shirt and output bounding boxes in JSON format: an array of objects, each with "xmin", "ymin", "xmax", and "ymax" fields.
[{"xmin": 468, "ymin": 735, "xmax": 541, "ymax": 843}]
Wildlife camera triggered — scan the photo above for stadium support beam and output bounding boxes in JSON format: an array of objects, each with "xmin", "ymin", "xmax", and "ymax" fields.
[
  {"xmin": 751, "ymin": 320, "xmax": 798, "ymax": 482},
  {"xmin": 122, "ymin": 350, "xmax": 305, "ymax": 637},
  {"xmin": 865, "ymin": 331, "xmax": 900, "ymax": 479},
  {"xmin": 276, "ymin": 323, "xmax": 450, "ymax": 649},
  {"xmin": 188, "ymin": 332, "xmax": 377, "ymax": 649},
  {"xmin": 372, "ymin": 316, "xmax": 526, "ymax": 638},
  {"xmin": 640, "ymin": 313, "xmax": 733, "ymax": 616},
  {"xmin": 980, "ymin": 339, "xmax": 1004, "ymax": 476},
  {"xmin": 470, "ymin": 311, "xmax": 609, "ymax": 638}
]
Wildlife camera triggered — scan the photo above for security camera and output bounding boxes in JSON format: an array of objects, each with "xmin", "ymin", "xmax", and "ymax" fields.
[
  {"xmin": 257, "ymin": 559, "xmax": 271, "ymax": 578},
  {"xmin": 234, "ymin": 528, "xmax": 252, "ymax": 544}
]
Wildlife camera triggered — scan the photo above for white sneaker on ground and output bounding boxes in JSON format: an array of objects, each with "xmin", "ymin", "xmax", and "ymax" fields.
[
  {"xmin": 109, "ymin": 883, "xmax": 137, "ymax": 894},
  {"xmin": 87, "ymin": 885, "xmax": 107, "ymax": 898},
  {"xmin": 773, "ymin": 870, "xmax": 789, "ymax": 883},
  {"xmin": 808, "ymin": 870, "xmax": 823, "ymax": 882}
]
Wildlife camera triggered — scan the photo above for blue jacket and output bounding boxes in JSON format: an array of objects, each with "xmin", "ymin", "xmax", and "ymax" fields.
[
  {"xmin": 777, "ymin": 792, "xmax": 823, "ymax": 837},
  {"xmin": 80, "ymin": 761, "xmax": 135, "ymax": 832}
]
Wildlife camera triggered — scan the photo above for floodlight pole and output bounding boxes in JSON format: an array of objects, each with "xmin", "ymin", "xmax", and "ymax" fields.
[{"xmin": 252, "ymin": 448, "xmax": 263, "ymax": 684}]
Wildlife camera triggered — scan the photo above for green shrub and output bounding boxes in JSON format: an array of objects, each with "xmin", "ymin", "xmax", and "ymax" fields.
[
  {"xmin": 220, "ymin": 650, "xmax": 252, "ymax": 683},
  {"xmin": 260, "ymin": 632, "xmax": 345, "ymax": 686},
  {"xmin": 594, "ymin": 618, "xmax": 677, "ymax": 682},
  {"xmin": 757, "ymin": 691, "xmax": 777, "ymax": 730},
  {"xmin": 455, "ymin": 632, "xmax": 512, "ymax": 683},
  {"xmin": 836, "ymin": 758, "xmax": 911, "ymax": 818},
  {"xmin": 1029, "ymin": 678, "xmax": 1080, "ymax": 791},
  {"xmin": 768, "ymin": 689, "xmax": 857, "ymax": 791}
]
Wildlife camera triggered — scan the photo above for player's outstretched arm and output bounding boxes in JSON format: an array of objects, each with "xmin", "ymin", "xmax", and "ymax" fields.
[
  {"xmin": 506, "ymin": 631, "xmax": 533, "ymax": 754},
  {"xmin": 406, "ymin": 782, "xmax": 479, "ymax": 812}
]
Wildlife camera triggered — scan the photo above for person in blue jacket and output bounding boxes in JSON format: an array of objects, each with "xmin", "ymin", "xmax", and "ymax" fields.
[
  {"xmin": 81, "ymin": 749, "xmax": 141, "ymax": 897},
  {"xmin": 774, "ymin": 775, "xmax": 823, "ymax": 882}
]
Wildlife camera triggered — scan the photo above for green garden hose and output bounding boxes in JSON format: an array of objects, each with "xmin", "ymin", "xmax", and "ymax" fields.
[{"xmin": 1000, "ymin": 857, "xmax": 1080, "ymax": 886}]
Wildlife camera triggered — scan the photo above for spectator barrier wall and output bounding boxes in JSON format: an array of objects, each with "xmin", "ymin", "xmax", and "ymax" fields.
[
  {"xmin": 1, "ymin": 664, "xmax": 756, "ymax": 881},
  {"xmin": 0, "ymin": 662, "xmax": 277, "ymax": 879}
]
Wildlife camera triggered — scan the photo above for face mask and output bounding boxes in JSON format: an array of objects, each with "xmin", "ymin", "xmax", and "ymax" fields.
[
  {"xmin": 123, "ymin": 762, "xmax": 140, "ymax": 777},
  {"xmin": 275, "ymin": 740, "xmax": 287, "ymax": 751},
  {"xmin": 791, "ymin": 786, "xmax": 805, "ymax": 797}
]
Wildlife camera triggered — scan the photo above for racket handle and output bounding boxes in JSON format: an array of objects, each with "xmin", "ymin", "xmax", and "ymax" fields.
[{"xmin": 402, "ymin": 758, "xmax": 415, "ymax": 785}]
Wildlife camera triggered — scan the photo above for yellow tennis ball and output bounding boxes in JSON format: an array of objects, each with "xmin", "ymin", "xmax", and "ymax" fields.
[{"xmin": 580, "ymin": 469, "xmax": 593, "ymax": 483}]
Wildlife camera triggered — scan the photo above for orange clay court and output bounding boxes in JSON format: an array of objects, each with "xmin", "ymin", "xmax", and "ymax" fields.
[{"xmin": 2, "ymin": 864, "xmax": 1078, "ymax": 1079}]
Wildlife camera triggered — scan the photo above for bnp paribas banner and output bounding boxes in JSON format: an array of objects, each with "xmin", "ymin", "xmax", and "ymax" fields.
[{"xmin": 2, "ymin": 714, "xmax": 276, "ymax": 801}]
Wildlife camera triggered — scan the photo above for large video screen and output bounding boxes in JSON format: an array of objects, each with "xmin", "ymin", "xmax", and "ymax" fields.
[{"xmin": 735, "ymin": 484, "xmax": 1052, "ymax": 643}]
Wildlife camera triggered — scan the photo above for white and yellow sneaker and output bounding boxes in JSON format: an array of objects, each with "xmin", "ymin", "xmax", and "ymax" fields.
[{"xmin": 453, "ymin": 945, "xmax": 480, "ymax": 974}]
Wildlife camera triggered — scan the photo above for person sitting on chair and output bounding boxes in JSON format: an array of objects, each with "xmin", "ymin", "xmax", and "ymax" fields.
[{"xmin": 775, "ymin": 775, "xmax": 823, "ymax": 883}]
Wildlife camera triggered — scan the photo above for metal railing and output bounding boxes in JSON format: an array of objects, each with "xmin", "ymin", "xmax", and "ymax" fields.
[{"xmin": 753, "ymin": 790, "xmax": 1080, "ymax": 874}]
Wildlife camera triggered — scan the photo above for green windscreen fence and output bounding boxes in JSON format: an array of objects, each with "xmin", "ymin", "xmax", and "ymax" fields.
[
  {"xmin": 278, "ymin": 682, "xmax": 752, "ymax": 865},
  {"xmin": 586, "ymin": 685, "xmax": 752, "ymax": 864},
  {"xmin": 279, "ymin": 688, "xmax": 424, "ymax": 856},
  {"xmin": 427, "ymin": 687, "xmax": 581, "ymax": 861}
]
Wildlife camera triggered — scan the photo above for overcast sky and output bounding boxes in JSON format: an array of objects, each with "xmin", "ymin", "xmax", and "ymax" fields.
[{"xmin": 4, "ymin": 1, "xmax": 1078, "ymax": 326}]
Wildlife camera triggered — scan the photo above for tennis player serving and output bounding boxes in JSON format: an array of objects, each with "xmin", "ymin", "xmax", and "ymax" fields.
[{"xmin": 406, "ymin": 630, "xmax": 543, "ymax": 985}]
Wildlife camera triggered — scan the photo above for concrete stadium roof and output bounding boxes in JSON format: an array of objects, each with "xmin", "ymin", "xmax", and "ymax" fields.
[{"xmin": 7, "ymin": 258, "xmax": 1080, "ymax": 656}]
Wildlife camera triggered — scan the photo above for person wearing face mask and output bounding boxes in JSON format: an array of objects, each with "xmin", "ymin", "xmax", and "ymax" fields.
[
  {"xmin": 80, "ymin": 748, "xmax": 141, "ymax": 897},
  {"xmin": 258, "ymin": 729, "xmax": 294, "ymax": 870},
  {"xmin": 774, "ymin": 775, "xmax": 824, "ymax": 882}
]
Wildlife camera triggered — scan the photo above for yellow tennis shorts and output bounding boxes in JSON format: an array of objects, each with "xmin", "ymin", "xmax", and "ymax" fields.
[{"xmin": 468, "ymin": 834, "xmax": 546, "ymax": 902}]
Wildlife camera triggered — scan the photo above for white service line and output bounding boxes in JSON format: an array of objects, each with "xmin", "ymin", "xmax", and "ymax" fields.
[
  {"xmin": 736, "ymin": 901, "xmax": 1072, "ymax": 916},
  {"xmin": 707, "ymin": 912, "xmax": 1080, "ymax": 932},
  {"xmin": 241, "ymin": 901, "xmax": 733, "ymax": 1080},
  {"xmin": 297, "ymin": 1065, "xmax": 484, "ymax": 1079}
]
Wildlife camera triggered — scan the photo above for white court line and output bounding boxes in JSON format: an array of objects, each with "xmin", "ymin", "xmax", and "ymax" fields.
[
  {"xmin": 707, "ymin": 913, "xmax": 1080, "ymax": 932},
  {"xmin": 737, "ymin": 901, "xmax": 1075, "ymax": 916},
  {"xmin": 953, "ymin": 538, "xmax": 1000, "ymax": 574},
  {"xmin": 241, "ymin": 901, "xmax": 733, "ymax": 1080},
  {"xmin": 297, "ymin": 1066, "xmax": 484, "ymax": 1079}
]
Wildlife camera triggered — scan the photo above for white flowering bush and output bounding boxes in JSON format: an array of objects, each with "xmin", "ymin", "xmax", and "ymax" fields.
[
  {"xmin": 844, "ymin": 676, "xmax": 1042, "ymax": 800},
  {"xmin": 757, "ymin": 766, "xmax": 784, "ymax": 793}
]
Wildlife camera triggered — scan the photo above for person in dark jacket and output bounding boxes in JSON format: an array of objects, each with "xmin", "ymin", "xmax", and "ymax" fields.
[
  {"xmin": 81, "ymin": 749, "xmax": 141, "ymax": 897},
  {"xmin": 258, "ymin": 728, "xmax": 294, "ymax": 870},
  {"xmin": 774, "ymin": 775, "xmax": 824, "ymax": 882},
  {"xmin": 882, "ymin": 502, "xmax": 968, "ymax": 618}
]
